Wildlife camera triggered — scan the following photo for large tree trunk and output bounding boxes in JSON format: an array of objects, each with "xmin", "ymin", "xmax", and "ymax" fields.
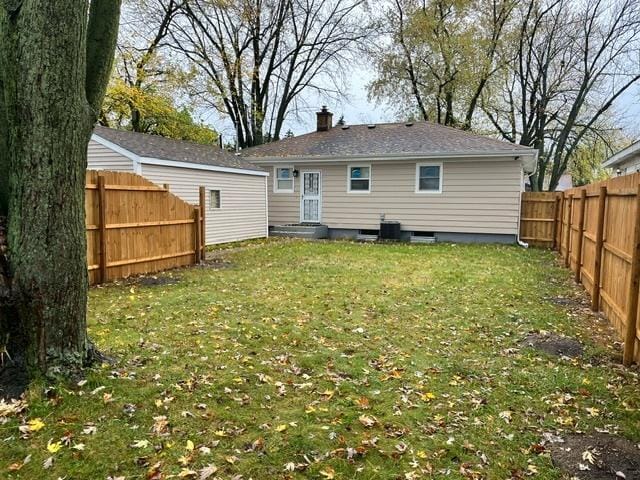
[{"xmin": 0, "ymin": 0, "xmax": 121, "ymax": 379}]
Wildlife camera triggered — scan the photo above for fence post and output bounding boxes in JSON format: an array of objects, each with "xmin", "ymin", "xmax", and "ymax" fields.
[
  {"xmin": 574, "ymin": 189, "xmax": 587, "ymax": 283},
  {"xmin": 564, "ymin": 193, "xmax": 574, "ymax": 268},
  {"xmin": 623, "ymin": 184, "xmax": 640, "ymax": 366},
  {"xmin": 557, "ymin": 194, "xmax": 565, "ymax": 252},
  {"xmin": 194, "ymin": 206, "xmax": 202, "ymax": 264},
  {"xmin": 591, "ymin": 186, "xmax": 607, "ymax": 311},
  {"xmin": 551, "ymin": 195, "xmax": 560, "ymax": 250},
  {"xmin": 199, "ymin": 186, "xmax": 206, "ymax": 260},
  {"xmin": 97, "ymin": 174, "xmax": 108, "ymax": 284}
]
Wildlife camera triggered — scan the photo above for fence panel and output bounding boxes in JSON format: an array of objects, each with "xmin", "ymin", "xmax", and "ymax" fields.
[
  {"xmin": 579, "ymin": 192, "xmax": 599, "ymax": 295},
  {"xmin": 85, "ymin": 170, "xmax": 204, "ymax": 285},
  {"xmin": 520, "ymin": 175, "xmax": 640, "ymax": 365},
  {"xmin": 519, "ymin": 192, "xmax": 560, "ymax": 247}
]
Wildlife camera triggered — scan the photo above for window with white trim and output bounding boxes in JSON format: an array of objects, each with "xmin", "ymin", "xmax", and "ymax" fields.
[
  {"xmin": 416, "ymin": 163, "xmax": 442, "ymax": 193},
  {"xmin": 274, "ymin": 166, "xmax": 294, "ymax": 192},
  {"xmin": 348, "ymin": 165, "xmax": 371, "ymax": 193},
  {"xmin": 210, "ymin": 189, "xmax": 221, "ymax": 209}
]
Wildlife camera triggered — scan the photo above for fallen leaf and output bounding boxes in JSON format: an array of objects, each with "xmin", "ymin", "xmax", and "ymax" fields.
[
  {"xmin": 27, "ymin": 418, "xmax": 45, "ymax": 432},
  {"xmin": 83, "ymin": 424, "xmax": 97, "ymax": 435},
  {"xmin": 355, "ymin": 396, "xmax": 370, "ymax": 409},
  {"xmin": 131, "ymin": 439, "xmax": 150, "ymax": 449},
  {"xmin": 358, "ymin": 414, "xmax": 378, "ymax": 428},
  {"xmin": 320, "ymin": 466, "xmax": 335, "ymax": 479},
  {"xmin": 583, "ymin": 449, "xmax": 597, "ymax": 464},
  {"xmin": 178, "ymin": 468, "xmax": 197, "ymax": 478},
  {"xmin": 499, "ymin": 411, "xmax": 512, "ymax": 423},
  {"xmin": 46, "ymin": 440, "xmax": 63, "ymax": 454},
  {"xmin": 199, "ymin": 464, "xmax": 218, "ymax": 480}
]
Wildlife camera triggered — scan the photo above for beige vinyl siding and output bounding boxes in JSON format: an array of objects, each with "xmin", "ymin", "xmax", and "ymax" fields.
[
  {"xmin": 87, "ymin": 139, "xmax": 134, "ymax": 171},
  {"xmin": 265, "ymin": 159, "xmax": 523, "ymax": 235},
  {"xmin": 140, "ymin": 164, "xmax": 268, "ymax": 245},
  {"xmin": 614, "ymin": 154, "xmax": 640, "ymax": 175}
]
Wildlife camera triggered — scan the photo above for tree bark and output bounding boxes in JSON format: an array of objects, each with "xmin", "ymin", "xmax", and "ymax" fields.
[{"xmin": 0, "ymin": 0, "xmax": 121, "ymax": 377}]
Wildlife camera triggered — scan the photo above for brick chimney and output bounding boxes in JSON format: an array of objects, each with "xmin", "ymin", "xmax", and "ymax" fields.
[{"xmin": 316, "ymin": 106, "xmax": 333, "ymax": 132}]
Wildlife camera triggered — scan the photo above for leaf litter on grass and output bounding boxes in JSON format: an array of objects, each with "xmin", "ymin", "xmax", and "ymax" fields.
[{"xmin": 0, "ymin": 241, "xmax": 638, "ymax": 479}]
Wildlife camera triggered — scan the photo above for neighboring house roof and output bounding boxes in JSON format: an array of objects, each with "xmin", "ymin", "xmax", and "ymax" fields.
[
  {"xmin": 241, "ymin": 121, "xmax": 536, "ymax": 161},
  {"xmin": 92, "ymin": 126, "xmax": 266, "ymax": 176},
  {"xmin": 602, "ymin": 140, "xmax": 640, "ymax": 168}
]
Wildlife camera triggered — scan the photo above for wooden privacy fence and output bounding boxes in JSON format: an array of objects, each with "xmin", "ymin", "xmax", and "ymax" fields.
[
  {"xmin": 85, "ymin": 170, "xmax": 206, "ymax": 285},
  {"xmin": 521, "ymin": 172, "xmax": 640, "ymax": 365}
]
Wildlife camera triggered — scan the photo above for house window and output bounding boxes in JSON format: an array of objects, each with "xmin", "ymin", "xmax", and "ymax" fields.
[
  {"xmin": 348, "ymin": 165, "xmax": 371, "ymax": 193},
  {"xmin": 416, "ymin": 163, "xmax": 442, "ymax": 193},
  {"xmin": 210, "ymin": 189, "xmax": 221, "ymax": 209},
  {"xmin": 275, "ymin": 166, "xmax": 294, "ymax": 192}
]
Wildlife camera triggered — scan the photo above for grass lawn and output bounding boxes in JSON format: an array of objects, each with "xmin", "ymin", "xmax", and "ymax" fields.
[{"xmin": 1, "ymin": 240, "xmax": 639, "ymax": 479}]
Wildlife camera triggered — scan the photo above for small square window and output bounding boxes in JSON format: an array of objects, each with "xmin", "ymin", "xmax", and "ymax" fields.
[
  {"xmin": 416, "ymin": 163, "xmax": 442, "ymax": 193},
  {"xmin": 348, "ymin": 165, "xmax": 371, "ymax": 192},
  {"xmin": 210, "ymin": 189, "xmax": 221, "ymax": 209},
  {"xmin": 275, "ymin": 167, "xmax": 294, "ymax": 192}
]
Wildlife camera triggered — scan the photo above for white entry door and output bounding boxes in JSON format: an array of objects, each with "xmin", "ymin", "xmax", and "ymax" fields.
[{"xmin": 301, "ymin": 171, "xmax": 322, "ymax": 223}]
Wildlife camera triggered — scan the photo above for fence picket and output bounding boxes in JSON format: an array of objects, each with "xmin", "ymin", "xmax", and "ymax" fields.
[
  {"xmin": 592, "ymin": 186, "xmax": 607, "ymax": 311},
  {"xmin": 564, "ymin": 194, "xmax": 573, "ymax": 268},
  {"xmin": 623, "ymin": 184, "xmax": 640, "ymax": 366},
  {"xmin": 574, "ymin": 190, "xmax": 586, "ymax": 283}
]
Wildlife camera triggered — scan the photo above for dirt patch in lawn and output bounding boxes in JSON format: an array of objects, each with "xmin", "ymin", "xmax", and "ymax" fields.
[
  {"xmin": 200, "ymin": 257, "xmax": 234, "ymax": 270},
  {"xmin": 135, "ymin": 275, "xmax": 181, "ymax": 287},
  {"xmin": 521, "ymin": 333, "xmax": 584, "ymax": 358},
  {"xmin": 550, "ymin": 433, "xmax": 640, "ymax": 479},
  {"xmin": 548, "ymin": 295, "xmax": 583, "ymax": 307}
]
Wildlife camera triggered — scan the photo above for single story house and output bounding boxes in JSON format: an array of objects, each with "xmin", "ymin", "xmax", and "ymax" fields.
[
  {"xmin": 88, "ymin": 126, "xmax": 269, "ymax": 245},
  {"xmin": 603, "ymin": 141, "xmax": 640, "ymax": 175},
  {"xmin": 241, "ymin": 107, "xmax": 537, "ymax": 244}
]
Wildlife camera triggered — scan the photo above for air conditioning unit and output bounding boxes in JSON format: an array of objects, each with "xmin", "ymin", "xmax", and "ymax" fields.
[{"xmin": 380, "ymin": 221, "xmax": 401, "ymax": 240}]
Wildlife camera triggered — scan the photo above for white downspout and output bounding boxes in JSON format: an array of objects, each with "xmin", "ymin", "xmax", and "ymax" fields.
[
  {"xmin": 517, "ymin": 153, "xmax": 539, "ymax": 248},
  {"xmin": 264, "ymin": 175, "xmax": 269, "ymax": 238},
  {"xmin": 517, "ymin": 190, "xmax": 529, "ymax": 248}
]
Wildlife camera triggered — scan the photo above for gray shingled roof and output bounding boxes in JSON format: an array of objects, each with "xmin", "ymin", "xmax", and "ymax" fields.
[
  {"xmin": 93, "ymin": 126, "xmax": 264, "ymax": 171},
  {"xmin": 241, "ymin": 121, "xmax": 534, "ymax": 158}
]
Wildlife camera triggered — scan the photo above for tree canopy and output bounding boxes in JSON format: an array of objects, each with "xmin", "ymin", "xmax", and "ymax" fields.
[{"xmin": 101, "ymin": 79, "xmax": 218, "ymax": 144}]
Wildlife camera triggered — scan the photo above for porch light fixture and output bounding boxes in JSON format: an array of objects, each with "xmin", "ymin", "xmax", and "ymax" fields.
[{"xmin": 293, "ymin": 169, "xmax": 299, "ymax": 177}]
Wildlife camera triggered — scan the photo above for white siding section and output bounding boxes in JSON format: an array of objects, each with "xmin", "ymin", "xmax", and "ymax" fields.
[
  {"xmin": 264, "ymin": 158, "xmax": 523, "ymax": 235},
  {"xmin": 614, "ymin": 153, "xmax": 640, "ymax": 175},
  {"xmin": 141, "ymin": 164, "xmax": 268, "ymax": 245},
  {"xmin": 87, "ymin": 139, "xmax": 134, "ymax": 171}
]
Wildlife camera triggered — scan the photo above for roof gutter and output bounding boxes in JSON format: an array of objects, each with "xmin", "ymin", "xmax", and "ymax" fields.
[
  {"xmin": 247, "ymin": 150, "xmax": 538, "ymax": 164},
  {"xmin": 139, "ymin": 157, "xmax": 269, "ymax": 177},
  {"xmin": 602, "ymin": 141, "xmax": 640, "ymax": 168}
]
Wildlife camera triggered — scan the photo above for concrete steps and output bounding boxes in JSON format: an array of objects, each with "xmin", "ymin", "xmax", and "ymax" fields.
[{"xmin": 270, "ymin": 224, "xmax": 329, "ymax": 239}]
